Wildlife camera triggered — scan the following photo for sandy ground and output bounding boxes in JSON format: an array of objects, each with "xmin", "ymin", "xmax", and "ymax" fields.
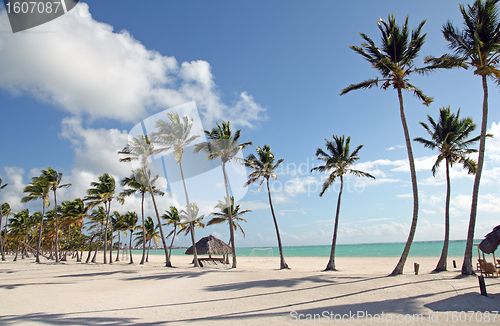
[{"xmin": 1, "ymin": 253, "xmax": 499, "ymax": 325}]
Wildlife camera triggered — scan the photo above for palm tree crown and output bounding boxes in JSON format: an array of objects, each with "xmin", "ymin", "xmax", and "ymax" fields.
[
  {"xmin": 244, "ymin": 145, "xmax": 284, "ymax": 190},
  {"xmin": 208, "ymin": 196, "xmax": 250, "ymax": 237}
]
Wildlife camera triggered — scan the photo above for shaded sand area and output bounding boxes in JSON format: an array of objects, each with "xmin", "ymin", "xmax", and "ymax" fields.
[{"xmin": 1, "ymin": 254, "xmax": 499, "ymax": 325}]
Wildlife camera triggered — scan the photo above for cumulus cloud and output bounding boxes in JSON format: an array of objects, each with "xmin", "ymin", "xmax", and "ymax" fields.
[{"xmin": 0, "ymin": 4, "xmax": 266, "ymax": 127}]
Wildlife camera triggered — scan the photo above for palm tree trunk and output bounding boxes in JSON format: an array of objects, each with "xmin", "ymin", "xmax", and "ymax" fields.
[
  {"xmin": 325, "ymin": 176, "xmax": 343, "ymax": 271},
  {"xmin": 462, "ymin": 75, "xmax": 489, "ymax": 275},
  {"xmin": 222, "ymin": 162, "xmax": 237, "ymax": 268},
  {"xmin": 36, "ymin": 203, "xmax": 46, "ymax": 263},
  {"xmin": 54, "ymin": 189, "xmax": 59, "ymax": 263},
  {"xmin": 109, "ymin": 226, "xmax": 113, "ymax": 264},
  {"xmin": 115, "ymin": 231, "xmax": 120, "ymax": 261},
  {"xmin": 169, "ymin": 226, "xmax": 177, "ymax": 259},
  {"xmin": 179, "ymin": 160, "xmax": 200, "ymax": 267},
  {"xmin": 103, "ymin": 201, "xmax": 110, "ymax": 264},
  {"xmin": 129, "ymin": 230, "xmax": 133, "ymax": 264},
  {"xmin": 140, "ymin": 193, "xmax": 146, "ymax": 265},
  {"xmin": 143, "ymin": 166, "xmax": 171, "ymax": 267},
  {"xmin": 434, "ymin": 159, "xmax": 451, "ymax": 272},
  {"xmin": 147, "ymin": 238, "xmax": 151, "ymax": 262},
  {"xmin": 14, "ymin": 241, "xmax": 20, "ymax": 261},
  {"xmin": 0, "ymin": 212, "xmax": 5, "ymax": 261},
  {"xmin": 267, "ymin": 178, "xmax": 289, "ymax": 269},
  {"xmin": 2, "ymin": 223, "xmax": 7, "ymax": 261},
  {"xmin": 391, "ymin": 88, "xmax": 419, "ymax": 276}
]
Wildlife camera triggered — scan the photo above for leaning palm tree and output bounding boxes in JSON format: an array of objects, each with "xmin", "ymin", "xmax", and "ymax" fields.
[
  {"xmin": 135, "ymin": 216, "xmax": 160, "ymax": 262},
  {"xmin": 208, "ymin": 197, "xmax": 250, "ymax": 237},
  {"xmin": 119, "ymin": 135, "xmax": 172, "ymax": 267},
  {"xmin": 84, "ymin": 173, "xmax": 121, "ymax": 264},
  {"xmin": 9, "ymin": 209, "xmax": 30, "ymax": 261},
  {"xmin": 153, "ymin": 112, "xmax": 201, "ymax": 266},
  {"xmin": 162, "ymin": 206, "xmax": 181, "ymax": 259},
  {"xmin": 1, "ymin": 203, "xmax": 11, "ymax": 261},
  {"xmin": 311, "ymin": 136, "xmax": 375, "ymax": 271},
  {"xmin": 111, "ymin": 211, "xmax": 128, "ymax": 262},
  {"xmin": 60, "ymin": 198, "xmax": 89, "ymax": 262},
  {"xmin": 244, "ymin": 145, "xmax": 289, "ymax": 269},
  {"xmin": 21, "ymin": 176, "xmax": 50, "ymax": 263},
  {"xmin": 341, "ymin": 15, "xmax": 436, "ymax": 275},
  {"xmin": 0, "ymin": 179, "xmax": 7, "ymax": 260},
  {"xmin": 86, "ymin": 206, "xmax": 106, "ymax": 263},
  {"xmin": 424, "ymin": 0, "xmax": 500, "ymax": 275},
  {"xmin": 194, "ymin": 121, "xmax": 252, "ymax": 268},
  {"xmin": 40, "ymin": 167, "xmax": 71, "ymax": 263},
  {"xmin": 415, "ymin": 107, "xmax": 482, "ymax": 272},
  {"xmin": 120, "ymin": 169, "xmax": 164, "ymax": 265}
]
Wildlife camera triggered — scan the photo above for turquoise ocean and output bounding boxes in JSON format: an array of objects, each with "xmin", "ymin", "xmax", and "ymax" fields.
[{"xmin": 131, "ymin": 240, "xmax": 481, "ymax": 258}]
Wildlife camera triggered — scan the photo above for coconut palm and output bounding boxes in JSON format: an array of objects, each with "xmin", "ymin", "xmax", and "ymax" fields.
[
  {"xmin": 9, "ymin": 209, "xmax": 30, "ymax": 261},
  {"xmin": 135, "ymin": 216, "xmax": 160, "ymax": 262},
  {"xmin": 60, "ymin": 198, "xmax": 89, "ymax": 262},
  {"xmin": 111, "ymin": 211, "xmax": 127, "ymax": 262},
  {"xmin": 415, "ymin": 107, "xmax": 482, "ymax": 272},
  {"xmin": 153, "ymin": 112, "xmax": 201, "ymax": 266},
  {"xmin": 162, "ymin": 206, "xmax": 181, "ymax": 259},
  {"xmin": 424, "ymin": 0, "xmax": 500, "ymax": 275},
  {"xmin": 21, "ymin": 176, "xmax": 50, "ymax": 263},
  {"xmin": 123, "ymin": 211, "xmax": 138, "ymax": 264},
  {"xmin": 120, "ymin": 169, "xmax": 164, "ymax": 264},
  {"xmin": 177, "ymin": 203, "xmax": 205, "ymax": 246},
  {"xmin": 1, "ymin": 203, "xmax": 11, "ymax": 261},
  {"xmin": 244, "ymin": 145, "xmax": 289, "ymax": 269},
  {"xmin": 341, "ymin": 15, "xmax": 436, "ymax": 276},
  {"xmin": 84, "ymin": 173, "xmax": 121, "ymax": 264},
  {"xmin": 311, "ymin": 136, "xmax": 375, "ymax": 271},
  {"xmin": 0, "ymin": 179, "xmax": 7, "ymax": 260},
  {"xmin": 194, "ymin": 121, "xmax": 252, "ymax": 268},
  {"xmin": 119, "ymin": 135, "xmax": 172, "ymax": 267},
  {"xmin": 208, "ymin": 196, "xmax": 250, "ymax": 237},
  {"xmin": 85, "ymin": 206, "xmax": 106, "ymax": 263},
  {"xmin": 39, "ymin": 167, "xmax": 71, "ymax": 263}
]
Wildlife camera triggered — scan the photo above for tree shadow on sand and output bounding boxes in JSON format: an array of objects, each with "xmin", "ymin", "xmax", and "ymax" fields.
[{"xmin": 0, "ymin": 313, "xmax": 164, "ymax": 326}]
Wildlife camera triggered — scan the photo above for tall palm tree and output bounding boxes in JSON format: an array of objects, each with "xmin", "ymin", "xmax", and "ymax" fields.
[
  {"xmin": 1, "ymin": 203, "xmax": 11, "ymax": 261},
  {"xmin": 244, "ymin": 145, "xmax": 289, "ymax": 269},
  {"xmin": 311, "ymin": 136, "xmax": 375, "ymax": 271},
  {"xmin": 424, "ymin": 0, "xmax": 500, "ymax": 275},
  {"xmin": 0, "ymin": 179, "xmax": 7, "ymax": 261},
  {"xmin": 84, "ymin": 173, "xmax": 121, "ymax": 264},
  {"xmin": 60, "ymin": 198, "xmax": 89, "ymax": 262},
  {"xmin": 208, "ymin": 196, "xmax": 250, "ymax": 237},
  {"xmin": 123, "ymin": 211, "xmax": 138, "ymax": 264},
  {"xmin": 40, "ymin": 167, "xmax": 71, "ymax": 263},
  {"xmin": 153, "ymin": 112, "xmax": 201, "ymax": 266},
  {"xmin": 415, "ymin": 107, "xmax": 482, "ymax": 272},
  {"xmin": 341, "ymin": 15, "xmax": 435, "ymax": 275},
  {"xmin": 21, "ymin": 176, "xmax": 50, "ymax": 263},
  {"xmin": 120, "ymin": 169, "xmax": 164, "ymax": 264},
  {"xmin": 194, "ymin": 121, "xmax": 252, "ymax": 268},
  {"xmin": 119, "ymin": 135, "xmax": 172, "ymax": 267},
  {"xmin": 162, "ymin": 206, "xmax": 181, "ymax": 259}
]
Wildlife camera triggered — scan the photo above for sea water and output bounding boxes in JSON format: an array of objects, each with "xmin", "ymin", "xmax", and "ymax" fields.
[{"xmin": 132, "ymin": 240, "xmax": 479, "ymax": 258}]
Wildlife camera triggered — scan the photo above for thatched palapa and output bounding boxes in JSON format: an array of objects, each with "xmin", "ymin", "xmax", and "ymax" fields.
[
  {"xmin": 479, "ymin": 225, "xmax": 500, "ymax": 254},
  {"xmin": 185, "ymin": 235, "xmax": 231, "ymax": 256}
]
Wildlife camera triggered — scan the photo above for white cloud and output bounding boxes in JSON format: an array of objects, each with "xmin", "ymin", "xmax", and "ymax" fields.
[
  {"xmin": 0, "ymin": 4, "xmax": 266, "ymax": 127},
  {"xmin": 0, "ymin": 167, "xmax": 26, "ymax": 211},
  {"xmin": 385, "ymin": 145, "xmax": 405, "ymax": 151}
]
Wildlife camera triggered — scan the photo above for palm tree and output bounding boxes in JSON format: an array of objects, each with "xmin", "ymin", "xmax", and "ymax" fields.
[
  {"xmin": 194, "ymin": 121, "xmax": 252, "ymax": 268},
  {"xmin": 162, "ymin": 206, "xmax": 181, "ymax": 259},
  {"xmin": 1, "ymin": 203, "xmax": 11, "ymax": 261},
  {"xmin": 0, "ymin": 179, "xmax": 7, "ymax": 261},
  {"xmin": 9, "ymin": 209, "xmax": 30, "ymax": 261},
  {"xmin": 177, "ymin": 203, "xmax": 206, "ymax": 257},
  {"xmin": 86, "ymin": 207, "xmax": 106, "ymax": 263},
  {"xmin": 424, "ymin": 0, "xmax": 500, "ymax": 275},
  {"xmin": 341, "ymin": 15, "xmax": 435, "ymax": 276},
  {"xmin": 119, "ymin": 135, "xmax": 172, "ymax": 267},
  {"xmin": 84, "ymin": 173, "xmax": 121, "ymax": 264},
  {"xmin": 21, "ymin": 176, "xmax": 50, "ymax": 263},
  {"xmin": 123, "ymin": 211, "xmax": 138, "ymax": 264},
  {"xmin": 153, "ymin": 112, "xmax": 201, "ymax": 266},
  {"xmin": 40, "ymin": 167, "xmax": 71, "ymax": 263},
  {"xmin": 60, "ymin": 198, "xmax": 89, "ymax": 262},
  {"xmin": 111, "ymin": 211, "xmax": 127, "ymax": 262},
  {"xmin": 415, "ymin": 107, "xmax": 482, "ymax": 272},
  {"xmin": 311, "ymin": 136, "xmax": 375, "ymax": 271},
  {"xmin": 244, "ymin": 145, "xmax": 289, "ymax": 269},
  {"xmin": 208, "ymin": 196, "xmax": 250, "ymax": 236},
  {"xmin": 135, "ymin": 216, "xmax": 160, "ymax": 262},
  {"xmin": 120, "ymin": 169, "xmax": 164, "ymax": 264}
]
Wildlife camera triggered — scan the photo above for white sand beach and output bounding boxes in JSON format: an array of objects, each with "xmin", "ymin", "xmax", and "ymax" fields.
[{"xmin": 1, "ymin": 254, "xmax": 499, "ymax": 325}]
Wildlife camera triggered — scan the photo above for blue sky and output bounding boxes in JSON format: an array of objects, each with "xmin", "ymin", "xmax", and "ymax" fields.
[{"xmin": 0, "ymin": 0, "xmax": 499, "ymax": 248}]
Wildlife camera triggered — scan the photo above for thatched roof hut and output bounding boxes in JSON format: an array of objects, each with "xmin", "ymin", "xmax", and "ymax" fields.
[
  {"xmin": 185, "ymin": 235, "xmax": 231, "ymax": 256},
  {"xmin": 479, "ymin": 225, "xmax": 500, "ymax": 254}
]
